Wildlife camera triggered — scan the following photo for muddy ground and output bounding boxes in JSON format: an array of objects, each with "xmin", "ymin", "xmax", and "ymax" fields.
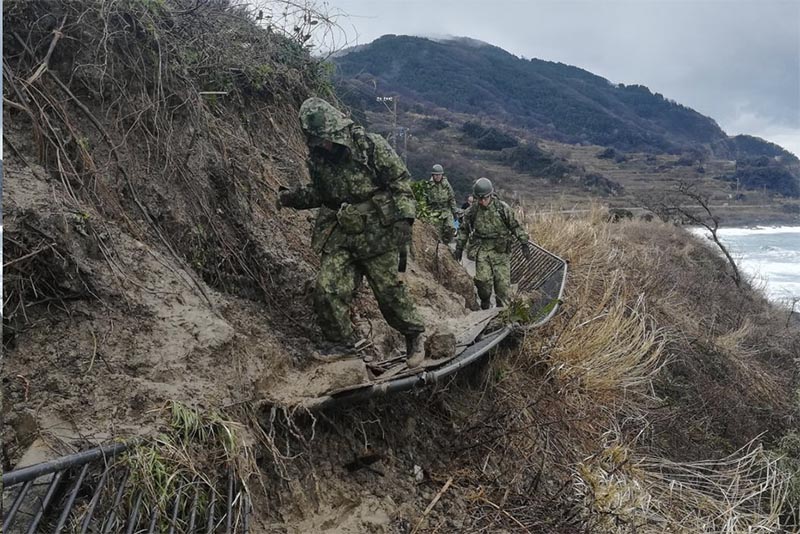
[{"xmin": 3, "ymin": 116, "xmax": 484, "ymax": 532}]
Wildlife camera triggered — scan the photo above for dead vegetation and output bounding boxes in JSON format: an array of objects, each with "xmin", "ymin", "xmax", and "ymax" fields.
[
  {"xmin": 3, "ymin": 0, "xmax": 337, "ymax": 347},
  {"xmin": 3, "ymin": 1, "xmax": 799, "ymax": 532},
  {"xmin": 241, "ymin": 210, "xmax": 797, "ymax": 532},
  {"xmin": 436, "ymin": 209, "xmax": 799, "ymax": 532},
  {"xmin": 643, "ymin": 179, "xmax": 743, "ymax": 287}
]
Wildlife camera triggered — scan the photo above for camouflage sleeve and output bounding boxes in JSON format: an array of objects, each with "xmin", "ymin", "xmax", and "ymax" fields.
[
  {"xmin": 280, "ymin": 184, "xmax": 321, "ymax": 210},
  {"xmin": 369, "ymin": 133, "xmax": 416, "ymax": 220},
  {"xmin": 456, "ymin": 206, "xmax": 474, "ymax": 249},
  {"xmin": 502, "ymin": 202, "xmax": 530, "ymax": 243},
  {"xmin": 447, "ymin": 181, "xmax": 457, "ymax": 215}
]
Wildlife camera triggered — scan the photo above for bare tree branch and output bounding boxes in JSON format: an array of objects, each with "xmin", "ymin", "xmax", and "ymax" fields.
[{"xmin": 644, "ymin": 181, "xmax": 742, "ymax": 288}]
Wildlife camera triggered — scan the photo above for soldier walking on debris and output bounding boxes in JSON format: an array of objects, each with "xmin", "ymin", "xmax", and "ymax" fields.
[
  {"xmin": 278, "ymin": 98, "xmax": 426, "ymax": 363},
  {"xmin": 425, "ymin": 164, "xmax": 458, "ymax": 244},
  {"xmin": 454, "ymin": 178, "xmax": 532, "ymax": 309}
]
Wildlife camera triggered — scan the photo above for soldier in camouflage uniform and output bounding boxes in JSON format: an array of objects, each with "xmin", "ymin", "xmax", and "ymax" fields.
[
  {"xmin": 454, "ymin": 178, "xmax": 532, "ymax": 309},
  {"xmin": 425, "ymin": 164, "xmax": 458, "ymax": 243},
  {"xmin": 279, "ymin": 98, "xmax": 426, "ymax": 362}
]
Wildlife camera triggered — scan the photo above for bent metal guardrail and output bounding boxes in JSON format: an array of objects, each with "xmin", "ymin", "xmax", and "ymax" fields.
[
  {"xmin": 1, "ymin": 441, "xmax": 250, "ymax": 534},
  {"xmin": 2, "ymin": 243, "xmax": 566, "ymax": 531},
  {"xmin": 299, "ymin": 241, "xmax": 568, "ymax": 410}
]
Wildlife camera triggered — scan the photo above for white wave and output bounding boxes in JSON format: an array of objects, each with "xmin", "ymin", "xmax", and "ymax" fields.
[
  {"xmin": 739, "ymin": 260, "xmax": 800, "ymax": 279},
  {"xmin": 689, "ymin": 226, "xmax": 800, "ymax": 238},
  {"xmin": 716, "ymin": 226, "xmax": 800, "ymax": 237},
  {"xmin": 757, "ymin": 252, "xmax": 800, "ymax": 263},
  {"xmin": 690, "ymin": 226, "xmax": 800, "ymax": 301},
  {"xmin": 766, "ymin": 282, "xmax": 800, "ymax": 302}
]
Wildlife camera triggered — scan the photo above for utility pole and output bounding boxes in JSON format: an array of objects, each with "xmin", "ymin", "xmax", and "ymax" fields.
[
  {"xmin": 376, "ymin": 95, "xmax": 408, "ymax": 162},
  {"xmin": 376, "ymin": 95, "xmax": 398, "ymax": 149},
  {"xmin": 402, "ymin": 127, "xmax": 408, "ymax": 164}
]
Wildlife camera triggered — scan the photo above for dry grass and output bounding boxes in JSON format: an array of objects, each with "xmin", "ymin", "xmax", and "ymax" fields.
[
  {"xmin": 450, "ymin": 207, "xmax": 799, "ymax": 531},
  {"xmin": 575, "ymin": 434, "xmax": 787, "ymax": 533},
  {"xmin": 127, "ymin": 401, "xmax": 255, "ymax": 492},
  {"xmin": 116, "ymin": 401, "xmax": 256, "ymax": 530},
  {"xmin": 2, "ymin": 0, "xmax": 333, "ymax": 342},
  {"xmin": 546, "ymin": 272, "xmax": 666, "ymax": 401},
  {"xmin": 522, "ymin": 206, "xmax": 666, "ymax": 407}
]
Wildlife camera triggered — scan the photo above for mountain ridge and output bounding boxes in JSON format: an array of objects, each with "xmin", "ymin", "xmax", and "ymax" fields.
[{"xmin": 334, "ymin": 34, "xmax": 795, "ymax": 163}]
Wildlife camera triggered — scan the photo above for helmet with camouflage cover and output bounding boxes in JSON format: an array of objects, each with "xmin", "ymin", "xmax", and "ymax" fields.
[
  {"xmin": 473, "ymin": 177, "xmax": 493, "ymax": 198},
  {"xmin": 299, "ymin": 97, "xmax": 354, "ymax": 147},
  {"xmin": 431, "ymin": 164, "xmax": 444, "ymax": 175}
]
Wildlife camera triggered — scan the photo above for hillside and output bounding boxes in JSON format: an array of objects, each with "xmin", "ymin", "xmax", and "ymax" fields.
[
  {"xmin": 335, "ymin": 35, "xmax": 730, "ymax": 153},
  {"xmin": 3, "ymin": 3, "xmax": 800, "ymax": 533},
  {"xmin": 349, "ymin": 104, "xmax": 800, "ymax": 226},
  {"xmin": 334, "ymin": 35, "xmax": 800, "ymax": 211}
]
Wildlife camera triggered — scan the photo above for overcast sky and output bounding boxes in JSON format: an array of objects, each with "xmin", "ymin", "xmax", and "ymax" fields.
[{"xmin": 323, "ymin": 0, "xmax": 800, "ymax": 157}]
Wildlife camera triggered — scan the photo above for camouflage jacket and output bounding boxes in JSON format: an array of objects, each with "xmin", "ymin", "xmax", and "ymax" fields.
[
  {"xmin": 426, "ymin": 177, "xmax": 457, "ymax": 216},
  {"xmin": 457, "ymin": 196, "xmax": 529, "ymax": 253},
  {"xmin": 281, "ymin": 125, "xmax": 416, "ymax": 257}
]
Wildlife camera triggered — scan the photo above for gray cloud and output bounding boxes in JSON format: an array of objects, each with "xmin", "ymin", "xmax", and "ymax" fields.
[{"xmin": 328, "ymin": 0, "xmax": 800, "ymax": 155}]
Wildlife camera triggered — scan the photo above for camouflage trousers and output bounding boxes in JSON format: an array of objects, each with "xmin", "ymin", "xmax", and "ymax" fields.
[
  {"xmin": 430, "ymin": 209, "xmax": 455, "ymax": 244},
  {"xmin": 474, "ymin": 249, "xmax": 511, "ymax": 309},
  {"xmin": 315, "ymin": 246, "xmax": 425, "ymax": 342}
]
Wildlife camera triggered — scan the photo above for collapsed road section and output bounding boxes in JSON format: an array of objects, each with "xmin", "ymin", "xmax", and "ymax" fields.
[
  {"xmin": 266, "ymin": 241, "xmax": 567, "ymax": 410},
  {"xmin": 2, "ymin": 242, "xmax": 565, "ymax": 532}
]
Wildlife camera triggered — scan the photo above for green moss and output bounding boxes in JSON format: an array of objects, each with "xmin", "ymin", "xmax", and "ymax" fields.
[
  {"xmin": 501, "ymin": 297, "xmax": 559, "ymax": 325},
  {"xmin": 411, "ymin": 180, "xmax": 433, "ymax": 221}
]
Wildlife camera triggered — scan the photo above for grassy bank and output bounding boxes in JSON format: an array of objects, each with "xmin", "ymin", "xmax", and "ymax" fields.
[{"xmin": 442, "ymin": 209, "xmax": 800, "ymax": 530}]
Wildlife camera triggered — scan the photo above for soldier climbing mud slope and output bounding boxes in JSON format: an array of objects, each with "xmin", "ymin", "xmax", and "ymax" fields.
[{"xmin": 278, "ymin": 98, "xmax": 426, "ymax": 364}]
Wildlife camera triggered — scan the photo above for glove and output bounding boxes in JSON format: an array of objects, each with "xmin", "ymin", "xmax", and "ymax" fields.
[
  {"xmin": 453, "ymin": 247, "xmax": 463, "ymax": 262},
  {"xmin": 521, "ymin": 241, "xmax": 532, "ymax": 259},
  {"xmin": 394, "ymin": 218, "xmax": 413, "ymax": 245}
]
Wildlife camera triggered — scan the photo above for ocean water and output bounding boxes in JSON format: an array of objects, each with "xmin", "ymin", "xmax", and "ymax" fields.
[{"xmin": 691, "ymin": 226, "xmax": 800, "ymax": 304}]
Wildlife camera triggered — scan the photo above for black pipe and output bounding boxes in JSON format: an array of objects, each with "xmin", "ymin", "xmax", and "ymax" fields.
[
  {"xmin": 242, "ymin": 494, "xmax": 250, "ymax": 534},
  {"xmin": 426, "ymin": 327, "xmax": 512, "ymax": 383},
  {"xmin": 2, "ymin": 479, "xmax": 33, "ymax": 531},
  {"xmin": 188, "ymin": 485, "xmax": 200, "ymax": 533},
  {"xmin": 147, "ymin": 509, "xmax": 159, "ymax": 534},
  {"xmin": 168, "ymin": 484, "xmax": 183, "ymax": 534},
  {"xmin": 305, "ymin": 326, "xmax": 513, "ymax": 410},
  {"xmin": 54, "ymin": 463, "xmax": 91, "ymax": 533},
  {"xmin": 25, "ymin": 470, "xmax": 64, "ymax": 534},
  {"xmin": 206, "ymin": 493, "xmax": 216, "ymax": 534},
  {"xmin": 102, "ymin": 470, "xmax": 130, "ymax": 534},
  {"xmin": 80, "ymin": 469, "xmax": 109, "ymax": 534},
  {"xmin": 226, "ymin": 470, "xmax": 234, "ymax": 534},
  {"xmin": 3, "ymin": 441, "xmax": 129, "ymax": 487},
  {"xmin": 125, "ymin": 492, "xmax": 144, "ymax": 534}
]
